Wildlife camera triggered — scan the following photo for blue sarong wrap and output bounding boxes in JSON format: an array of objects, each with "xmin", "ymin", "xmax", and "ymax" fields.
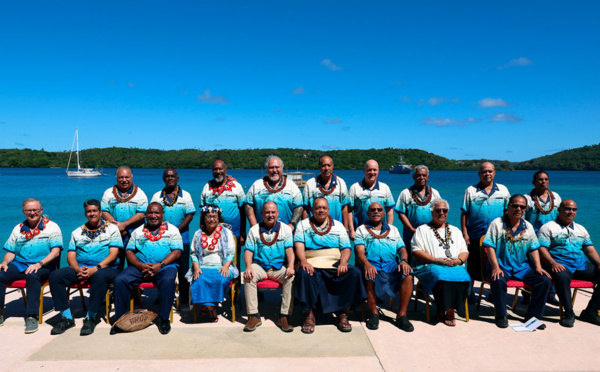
[
  {"xmin": 189, "ymin": 267, "xmax": 238, "ymax": 306},
  {"xmin": 412, "ymin": 264, "xmax": 470, "ymax": 294}
]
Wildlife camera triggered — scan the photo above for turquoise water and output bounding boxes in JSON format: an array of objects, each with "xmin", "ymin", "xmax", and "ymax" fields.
[{"xmin": 1, "ymin": 168, "xmax": 599, "ymax": 266}]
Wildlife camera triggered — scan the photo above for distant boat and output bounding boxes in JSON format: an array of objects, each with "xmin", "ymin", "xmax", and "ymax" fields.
[
  {"xmin": 389, "ymin": 156, "xmax": 413, "ymax": 174},
  {"xmin": 285, "ymin": 172, "xmax": 313, "ymax": 189},
  {"xmin": 66, "ymin": 129, "xmax": 101, "ymax": 178}
]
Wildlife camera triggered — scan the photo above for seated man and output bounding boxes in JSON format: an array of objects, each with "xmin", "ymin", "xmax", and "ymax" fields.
[
  {"xmin": 538, "ymin": 199, "xmax": 600, "ymax": 327},
  {"xmin": 0, "ymin": 198, "xmax": 62, "ymax": 334},
  {"xmin": 49, "ymin": 199, "xmax": 122, "ymax": 335},
  {"xmin": 243, "ymin": 201, "xmax": 295, "ymax": 332},
  {"xmin": 294, "ymin": 197, "xmax": 367, "ymax": 334},
  {"xmin": 111, "ymin": 203, "xmax": 182, "ymax": 335},
  {"xmin": 355, "ymin": 202, "xmax": 414, "ymax": 332},
  {"xmin": 483, "ymin": 194, "xmax": 551, "ymax": 329}
]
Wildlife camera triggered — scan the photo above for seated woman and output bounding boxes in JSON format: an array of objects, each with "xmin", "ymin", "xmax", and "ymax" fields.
[
  {"xmin": 187, "ymin": 205, "xmax": 239, "ymax": 322},
  {"xmin": 411, "ymin": 198, "xmax": 470, "ymax": 327}
]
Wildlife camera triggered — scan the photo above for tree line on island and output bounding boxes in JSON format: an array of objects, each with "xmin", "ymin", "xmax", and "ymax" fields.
[{"xmin": 0, "ymin": 143, "xmax": 598, "ymax": 171}]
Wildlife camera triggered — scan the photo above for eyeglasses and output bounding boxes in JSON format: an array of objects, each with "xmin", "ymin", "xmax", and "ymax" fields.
[
  {"xmin": 368, "ymin": 208, "xmax": 383, "ymax": 212},
  {"xmin": 562, "ymin": 207, "xmax": 578, "ymax": 212},
  {"xmin": 434, "ymin": 209, "xmax": 448, "ymax": 214},
  {"xmin": 23, "ymin": 209, "xmax": 41, "ymax": 213},
  {"xmin": 510, "ymin": 204, "xmax": 527, "ymax": 210}
]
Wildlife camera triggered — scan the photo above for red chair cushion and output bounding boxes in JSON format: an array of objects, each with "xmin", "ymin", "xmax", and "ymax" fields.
[
  {"xmin": 8, "ymin": 279, "xmax": 49, "ymax": 288},
  {"xmin": 571, "ymin": 279, "xmax": 594, "ymax": 288},
  {"xmin": 136, "ymin": 282, "xmax": 158, "ymax": 289},
  {"xmin": 70, "ymin": 281, "xmax": 91, "ymax": 288},
  {"xmin": 257, "ymin": 279, "xmax": 282, "ymax": 289}
]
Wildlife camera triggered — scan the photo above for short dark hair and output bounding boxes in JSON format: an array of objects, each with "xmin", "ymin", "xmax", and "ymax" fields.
[
  {"xmin": 83, "ymin": 199, "xmax": 101, "ymax": 209},
  {"xmin": 532, "ymin": 170, "xmax": 548, "ymax": 181},
  {"xmin": 508, "ymin": 194, "xmax": 526, "ymax": 205}
]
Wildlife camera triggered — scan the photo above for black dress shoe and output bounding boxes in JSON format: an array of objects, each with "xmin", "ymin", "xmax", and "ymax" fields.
[
  {"xmin": 395, "ymin": 316, "xmax": 414, "ymax": 332},
  {"xmin": 158, "ymin": 318, "xmax": 171, "ymax": 335},
  {"xmin": 80, "ymin": 317, "xmax": 97, "ymax": 336},
  {"xmin": 579, "ymin": 309, "xmax": 600, "ymax": 326},
  {"xmin": 560, "ymin": 310, "xmax": 575, "ymax": 328},
  {"xmin": 51, "ymin": 317, "xmax": 75, "ymax": 335},
  {"xmin": 495, "ymin": 316, "xmax": 508, "ymax": 328}
]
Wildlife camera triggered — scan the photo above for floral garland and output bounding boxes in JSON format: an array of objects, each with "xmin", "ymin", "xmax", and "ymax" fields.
[
  {"xmin": 81, "ymin": 220, "xmax": 109, "ymax": 239},
  {"xmin": 160, "ymin": 185, "xmax": 180, "ymax": 207},
  {"xmin": 20, "ymin": 218, "xmax": 49, "ymax": 240},
  {"xmin": 210, "ymin": 176, "xmax": 237, "ymax": 195},
  {"xmin": 263, "ymin": 176, "xmax": 287, "ymax": 193},
  {"xmin": 201, "ymin": 225, "xmax": 223, "ymax": 251},
  {"xmin": 366, "ymin": 225, "xmax": 390, "ymax": 239},
  {"xmin": 533, "ymin": 190, "xmax": 555, "ymax": 215},
  {"xmin": 411, "ymin": 186, "xmax": 432, "ymax": 206},
  {"xmin": 309, "ymin": 215, "xmax": 333, "ymax": 236},
  {"xmin": 505, "ymin": 225, "xmax": 526, "ymax": 243},
  {"xmin": 259, "ymin": 222, "xmax": 280, "ymax": 246},
  {"xmin": 143, "ymin": 224, "xmax": 167, "ymax": 242},
  {"xmin": 317, "ymin": 175, "xmax": 336, "ymax": 196},
  {"xmin": 112, "ymin": 185, "xmax": 138, "ymax": 203}
]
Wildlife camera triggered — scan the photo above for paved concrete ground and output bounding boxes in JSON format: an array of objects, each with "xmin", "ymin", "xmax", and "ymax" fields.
[{"xmin": 1, "ymin": 283, "xmax": 599, "ymax": 372}]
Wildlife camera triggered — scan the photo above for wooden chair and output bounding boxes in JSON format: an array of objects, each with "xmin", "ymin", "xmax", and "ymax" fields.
[
  {"xmin": 477, "ymin": 236, "xmax": 531, "ymax": 313},
  {"xmin": 557, "ymin": 279, "xmax": 595, "ymax": 321},
  {"xmin": 130, "ymin": 282, "xmax": 174, "ymax": 323},
  {"xmin": 2, "ymin": 279, "xmax": 51, "ymax": 324},
  {"xmin": 240, "ymin": 278, "xmax": 295, "ymax": 318},
  {"xmin": 68, "ymin": 280, "xmax": 113, "ymax": 324},
  {"xmin": 413, "ymin": 280, "xmax": 469, "ymax": 323}
]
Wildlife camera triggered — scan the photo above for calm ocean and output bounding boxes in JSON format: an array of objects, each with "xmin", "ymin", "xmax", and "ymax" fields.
[{"xmin": 1, "ymin": 168, "xmax": 599, "ymax": 266}]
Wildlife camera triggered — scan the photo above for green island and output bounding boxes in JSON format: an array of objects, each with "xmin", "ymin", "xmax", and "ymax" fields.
[{"xmin": 1, "ymin": 144, "xmax": 599, "ymax": 170}]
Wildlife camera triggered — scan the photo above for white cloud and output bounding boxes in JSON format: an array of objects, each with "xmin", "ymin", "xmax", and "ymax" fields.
[
  {"xmin": 489, "ymin": 113, "xmax": 522, "ymax": 122},
  {"xmin": 292, "ymin": 87, "xmax": 306, "ymax": 95},
  {"xmin": 498, "ymin": 57, "xmax": 533, "ymax": 70},
  {"xmin": 320, "ymin": 59, "xmax": 342, "ymax": 71},
  {"xmin": 420, "ymin": 97, "xmax": 460, "ymax": 106},
  {"xmin": 322, "ymin": 144, "xmax": 339, "ymax": 150},
  {"xmin": 398, "ymin": 96, "xmax": 411, "ymax": 102},
  {"xmin": 198, "ymin": 90, "xmax": 230, "ymax": 105},
  {"xmin": 325, "ymin": 118, "xmax": 342, "ymax": 124},
  {"xmin": 478, "ymin": 98, "xmax": 511, "ymax": 108},
  {"xmin": 464, "ymin": 117, "xmax": 480, "ymax": 123},
  {"xmin": 423, "ymin": 117, "xmax": 461, "ymax": 127}
]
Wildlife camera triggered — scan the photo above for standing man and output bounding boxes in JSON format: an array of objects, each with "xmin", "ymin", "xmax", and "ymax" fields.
[
  {"xmin": 461, "ymin": 162, "xmax": 510, "ymax": 299},
  {"xmin": 538, "ymin": 200, "xmax": 600, "ymax": 328},
  {"xmin": 101, "ymin": 166, "xmax": 148, "ymax": 249},
  {"xmin": 524, "ymin": 171, "xmax": 562, "ymax": 232},
  {"xmin": 394, "ymin": 165, "xmax": 441, "ymax": 263},
  {"xmin": 303, "ymin": 155, "xmax": 350, "ymax": 228},
  {"xmin": 49, "ymin": 199, "xmax": 122, "ymax": 336},
  {"xmin": 348, "ymin": 160, "xmax": 395, "ymax": 240},
  {"xmin": 242, "ymin": 202, "xmax": 295, "ymax": 333},
  {"xmin": 0, "ymin": 198, "xmax": 62, "ymax": 334},
  {"xmin": 111, "ymin": 203, "xmax": 183, "ymax": 335},
  {"xmin": 245, "ymin": 155, "xmax": 304, "ymax": 232},
  {"xmin": 482, "ymin": 195, "xmax": 551, "ymax": 329},
  {"xmin": 200, "ymin": 159, "xmax": 246, "ymax": 245},
  {"xmin": 151, "ymin": 168, "xmax": 195, "ymax": 307}
]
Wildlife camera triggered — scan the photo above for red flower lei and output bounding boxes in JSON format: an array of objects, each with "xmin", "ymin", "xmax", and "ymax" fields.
[
  {"xmin": 411, "ymin": 186, "xmax": 432, "ymax": 206},
  {"xmin": 533, "ymin": 190, "xmax": 555, "ymax": 215},
  {"xmin": 201, "ymin": 225, "xmax": 223, "ymax": 251},
  {"xmin": 112, "ymin": 185, "xmax": 138, "ymax": 203},
  {"xmin": 259, "ymin": 222, "xmax": 280, "ymax": 246},
  {"xmin": 210, "ymin": 176, "xmax": 237, "ymax": 195},
  {"xmin": 317, "ymin": 175, "xmax": 337, "ymax": 196},
  {"xmin": 309, "ymin": 216, "xmax": 333, "ymax": 236},
  {"xmin": 143, "ymin": 224, "xmax": 167, "ymax": 242},
  {"xmin": 20, "ymin": 218, "xmax": 49, "ymax": 240},
  {"xmin": 263, "ymin": 176, "xmax": 287, "ymax": 193}
]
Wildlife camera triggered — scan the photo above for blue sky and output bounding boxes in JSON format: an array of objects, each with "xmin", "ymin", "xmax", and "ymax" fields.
[{"xmin": 1, "ymin": 1, "xmax": 599, "ymax": 162}]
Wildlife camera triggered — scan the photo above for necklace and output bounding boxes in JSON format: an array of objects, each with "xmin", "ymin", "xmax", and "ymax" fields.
[
  {"xmin": 20, "ymin": 218, "xmax": 48, "ymax": 240},
  {"xmin": 143, "ymin": 224, "xmax": 167, "ymax": 242},
  {"xmin": 81, "ymin": 220, "xmax": 108, "ymax": 239},
  {"xmin": 309, "ymin": 216, "xmax": 333, "ymax": 236},
  {"xmin": 259, "ymin": 222, "xmax": 280, "ymax": 246},
  {"xmin": 161, "ymin": 185, "xmax": 180, "ymax": 207},
  {"xmin": 263, "ymin": 176, "xmax": 286, "ymax": 193},
  {"xmin": 366, "ymin": 225, "xmax": 390, "ymax": 239},
  {"xmin": 112, "ymin": 185, "xmax": 138, "ymax": 203},
  {"xmin": 429, "ymin": 222, "xmax": 453, "ymax": 258},
  {"xmin": 201, "ymin": 225, "xmax": 223, "ymax": 251},
  {"xmin": 317, "ymin": 175, "xmax": 336, "ymax": 195},
  {"xmin": 210, "ymin": 176, "xmax": 237, "ymax": 195},
  {"xmin": 505, "ymin": 225, "xmax": 526, "ymax": 243},
  {"xmin": 533, "ymin": 190, "xmax": 554, "ymax": 215},
  {"xmin": 411, "ymin": 186, "xmax": 432, "ymax": 206}
]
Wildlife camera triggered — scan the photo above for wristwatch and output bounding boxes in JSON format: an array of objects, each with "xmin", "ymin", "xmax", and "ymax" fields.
[
  {"xmin": 38, "ymin": 261, "xmax": 44, "ymax": 267},
  {"xmin": 160, "ymin": 262, "xmax": 166, "ymax": 268},
  {"xmin": 96, "ymin": 264, "xmax": 102, "ymax": 270}
]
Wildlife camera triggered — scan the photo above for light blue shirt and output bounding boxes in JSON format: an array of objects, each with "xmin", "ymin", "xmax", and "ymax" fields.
[
  {"xmin": 127, "ymin": 223, "xmax": 183, "ymax": 267},
  {"xmin": 151, "ymin": 188, "xmax": 196, "ymax": 244},
  {"xmin": 294, "ymin": 218, "xmax": 351, "ymax": 251},
  {"xmin": 537, "ymin": 220, "xmax": 593, "ymax": 273},
  {"xmin": 200, "ymin": 177, "xmax": 246, "ymax": 237},
  {"xmin": 349, "ymin": 180, "xmax": 395, "ymax": 228},
  {"xmin": 354, "ymin": 223, "xmax": 405, "ymax": 271},
  {"xmin": 245, "ymin": 177, "xmax": 303, "ymax": 225},
  {"xmin": 244, "ymin": 222, "xmax": 293, "ymax": 270},
  {"xmin": 303, "ymin": 174, "xmax": 350, "ymax": 224},
  {"xmin": 68, "ymin": 220, "xmax": 123, "ymax": 267},
  {"xmin": 4, "ymin": 219, "xmax": 63, "ymax": 271},
  {"xmin": 461, "ymin": 182, "xmax": 510, "ymax": 240}
]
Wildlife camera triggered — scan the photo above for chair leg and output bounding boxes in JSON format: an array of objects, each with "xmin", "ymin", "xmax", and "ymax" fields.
[
  {"xmin": 231, "ymin": 284, "xmax": 236, "ymax": 322},
  {"xmin": 361, "ymin": 302, "xmax": 366, "ymax": 322},
  {"xmin": 425, "ymin": 293, "xmax": 430, "ymax": 323},
  {"xmin": 78, "ymin": 287, "xmax": 87, "ymax": 312},
  {"xmin": 105, "ymin": 290, "xmax": 111, "ymax": 324},
  {"xmin": 389, "ymin": 297, "xmax": 394, "ymax": 311},
  {"xmin": 175, "ymin": 282, "xmax": 180, "ymax": 311},
  {"xmin": 39, "ymin": 283, "xmax": 49, "ymax": 324},
  {"xmin": 512, "ymin": 288, "xmax": 520, "ymax": 311},
  {"xmin": 193, "ymin": 304, "xmax": 197, "ymax": 323},
  {"xmin": 465, "ymin": 298, "xmax": 469, "ymax": 322},
  {"xmin": 477, "ymin": 282, "xmax": 485, "ymax": 310},
  {"xmin": 572, "ymin": 289, "xmax": 578, "ymax": 305}
]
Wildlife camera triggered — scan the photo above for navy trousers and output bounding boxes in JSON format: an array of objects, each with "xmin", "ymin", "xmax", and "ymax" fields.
[
  {"xmin": 49, "ymin": 266, "xmax": 118, "ymax": 316},
  {"xmin": 113, "ymin": 265, "xmax": 177, "ymax": 320},
  {"xmin": 0, "ymin": 263, "xmax": 53, "ymax": 318},
  {"xmin": 551, "ymin": 262, "xmax": 600, "ymax": 312},
  {"xmin": 177, "ymin": 243, "xmax": 190, "ymax": 305},
  {"xmin": 489, "ymin": 268, "xmax": 551, "ymax": 318}
]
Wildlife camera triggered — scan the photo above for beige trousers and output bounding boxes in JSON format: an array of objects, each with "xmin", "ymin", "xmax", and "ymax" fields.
[{"xmin": 244, "ymin": 263, "xmax": 294, "ymax": 316}]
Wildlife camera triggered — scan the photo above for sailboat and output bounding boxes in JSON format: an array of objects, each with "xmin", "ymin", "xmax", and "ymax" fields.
[{"xmin": 66, "ymin": 129, "xmax": 102, "ymax": 177}]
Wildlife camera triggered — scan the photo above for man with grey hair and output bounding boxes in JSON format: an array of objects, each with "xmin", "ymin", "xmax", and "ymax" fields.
[
  {"xmin": 101, "ymin": 166, "xmax": 148, "ymax": 250},
  {"xmin": 348, "ymin": 159, "xmax": 395, "ymax": 240},
  {"xmin": 394, "ymin": 165, "xmax": 441, "ymax": 263},
  {"xmin": 245, "ymin": 155, "xmax": 303, "ymax": 232}
]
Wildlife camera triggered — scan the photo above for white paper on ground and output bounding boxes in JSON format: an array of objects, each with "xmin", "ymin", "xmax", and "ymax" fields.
[{"xmin": 510, "ymin": 317, "xmax": 544, "ymax": 332}]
